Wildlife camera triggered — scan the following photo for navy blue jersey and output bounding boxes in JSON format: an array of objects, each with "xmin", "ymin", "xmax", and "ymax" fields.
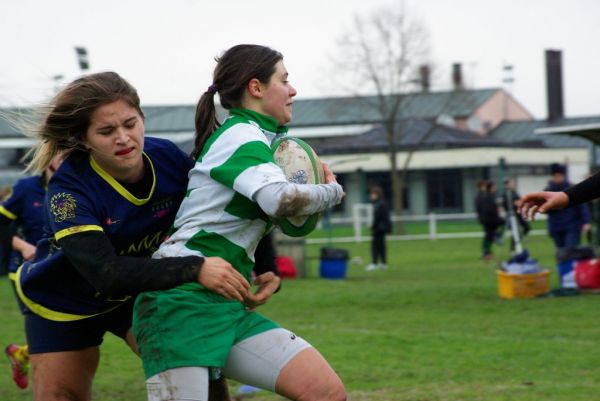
[
  {"xmin": 0, "ymin": 175, "xmax": 46, "ymax": 273},
  {"xmin": 16, "ymin": 137, "xmax": 193, "ymax": 321}
]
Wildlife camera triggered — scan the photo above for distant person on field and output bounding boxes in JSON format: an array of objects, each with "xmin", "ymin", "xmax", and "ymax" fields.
[
  {"xmin": 366, "ymin": 185, "xmax": 391, "ymax": 271},
  {"xmin": 520, "ymin": 163, "xmax": 591, "ymax": 249},
  {"xmin": 475, "ymin": 179, "xmax": 504, "ymax": 261}
]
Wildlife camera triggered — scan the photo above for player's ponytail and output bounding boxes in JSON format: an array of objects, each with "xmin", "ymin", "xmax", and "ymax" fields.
[
  {"xmin": 192, "ymin": 44, "xmax": 283, "ymax": 160},
  {"xmin": 192, "ymin": 87, "xmax": 219, "ymax": 161}
]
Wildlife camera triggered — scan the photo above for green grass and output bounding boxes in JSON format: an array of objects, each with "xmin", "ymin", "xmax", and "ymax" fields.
[
  {"xmin": 1, "ymin": 235, "xmax": 599, "ymax": 400},
  {"xmin": 308, "ymin": 219, "xmax": 547, "ymax": 238}
]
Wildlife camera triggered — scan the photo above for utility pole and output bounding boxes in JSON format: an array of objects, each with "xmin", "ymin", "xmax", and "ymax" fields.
[
  {"xmin": 74, "ymin": 47, "xmax": 90, "ymax": 73},
  {"xmin": 51, "ymin": 74, "xmax": 64, "ymax": 94},
  {"xmin": 502, "ymin": 63, "xmax": 514, "ymax": 120}
]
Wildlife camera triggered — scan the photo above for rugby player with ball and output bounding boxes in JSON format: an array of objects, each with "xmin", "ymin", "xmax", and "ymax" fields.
[{"xmin": 133, "ymin": 44, "xmax": 346, "ymax": 401}]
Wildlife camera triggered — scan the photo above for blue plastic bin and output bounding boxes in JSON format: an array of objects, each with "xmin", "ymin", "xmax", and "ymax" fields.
[
  {"xmin": 557, "ymin": 260, "xmax": 575, "ymax": 286},
  {"xmin": 319, "ymin": 247, "xmax": 349, "ymax": 279}
]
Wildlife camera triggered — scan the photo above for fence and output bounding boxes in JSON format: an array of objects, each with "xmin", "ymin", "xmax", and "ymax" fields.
[{"xmin": 306, "ymin": 203, "xmax": 546, "ymax": 245}]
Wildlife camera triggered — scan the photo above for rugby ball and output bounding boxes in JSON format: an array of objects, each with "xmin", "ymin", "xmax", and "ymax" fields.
[{"xmin": 271, "ymin": 137, "xmax": 325, "ymax": 237}]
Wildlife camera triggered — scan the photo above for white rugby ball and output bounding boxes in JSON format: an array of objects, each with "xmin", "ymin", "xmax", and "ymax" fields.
[{"xmin": 271, "ymin": 137, "xmax": 325, "ymax": 237}]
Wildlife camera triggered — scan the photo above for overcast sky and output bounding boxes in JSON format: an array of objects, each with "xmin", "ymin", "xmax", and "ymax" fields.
[{"xmin": 1, "ymin": 0, "xmax": 598, "ymax": 119}]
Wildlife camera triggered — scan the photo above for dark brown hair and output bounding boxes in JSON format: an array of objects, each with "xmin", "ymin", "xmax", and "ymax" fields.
[
  {"xmin": 25, "ymin": 71, "xmax": 143, "ymax": 172},
  {"xmin": 192, "ymin": 44, "xmax": 283, "ymax": 160}
]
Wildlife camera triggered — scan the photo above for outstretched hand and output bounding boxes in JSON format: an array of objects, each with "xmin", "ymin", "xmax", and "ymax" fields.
[
  {"xmin": 321, "ymin": 162, "xmax": 338, "ymax": 184},
  {"xmin": 321, "ymin": 162, "xmax": 346, "ymax": 200},
  {"xmin": 243, "ymin": 271, "xmax": 281, "ymax": 310},
  {"xmin": 197, "ymin": 257, "xmax": 250, "ymax": 302},
  {"xmin": 517, "ymin": 191, "xmax": 569, "ymax": 220}
]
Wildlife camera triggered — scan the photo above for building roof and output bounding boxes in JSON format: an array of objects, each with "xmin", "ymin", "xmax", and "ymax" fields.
[
  {"xmin": 288, "ymin": 88, "xmax": 499, "ymax": 127},
  {"xmin": 489, "ymin": 116, "xmax": 600, "ymax": 148},
  {"xmin": 302, "ymin": 118, "xmax": 510, "ymax": 155},
  {"xmin": 137, "ymin": 88, "xmax": 501, "ymax": 133},
  {"xmin": 0, "ymin": 88, "xmax": 501, "ymax": 149},
  {"xmin": 3, "ymin": 90, "xmax": 598, "ymax": 156}
]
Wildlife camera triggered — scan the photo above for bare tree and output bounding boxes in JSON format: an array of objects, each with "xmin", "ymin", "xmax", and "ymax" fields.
[{"xmin": 333, "ymin": 4, "xmax": 432, "ymax": 231}]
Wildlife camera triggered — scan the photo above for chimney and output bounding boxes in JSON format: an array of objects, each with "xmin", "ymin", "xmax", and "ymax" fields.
[
  {"xmin": 419, "ymin": 65, "xmax": 430, "ymax": 93},
  {"xmin": 452, "ymin": 63, "xmax": 463, "ymax": 90},
  {"xmin": 545, "ymin": 49, "xmax": 564, "ymax": 120}
]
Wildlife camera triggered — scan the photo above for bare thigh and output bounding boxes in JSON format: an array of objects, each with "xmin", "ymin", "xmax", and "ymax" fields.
[
  {"xmin": 31, "ymin": 347, "xmax": 100, "ymax": 401},
  {"xmin": 275, "ymin": 347, "xmax": 346, "ymax": 401}
]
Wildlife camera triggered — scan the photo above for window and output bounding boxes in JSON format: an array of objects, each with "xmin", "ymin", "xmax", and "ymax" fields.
[
  {"xmin": 364, "ymin": 171, "xmax": 409, "ymax": 212},
  {"xmin": 426, "ymin": 169, "xmax": 462, "ymax": 212}
]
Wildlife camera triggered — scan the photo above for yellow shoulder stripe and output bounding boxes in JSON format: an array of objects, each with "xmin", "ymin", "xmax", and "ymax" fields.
[
  {"xmin": 14, "ymin": 265, "xmax": 122, "ymax": 322},
  {"xmin": 0, "ymin": 206, "xmax": 17, "ymax": 220},
  {"xmin": 55, "ymin": 225, "xmax": 103, "ymax": 241}
]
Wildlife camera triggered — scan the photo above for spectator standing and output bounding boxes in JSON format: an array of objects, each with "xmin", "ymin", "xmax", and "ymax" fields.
[
  {"xmin": 366, "ymin": 185, "xmax": 391, "ymax": 271},
  {"xmin": 544, "ymin": 163, "xmax": 591, "ymax": 249},
  {"xmin": 475, "ymin": 180, "xmax": 504, "ymax": 261}
]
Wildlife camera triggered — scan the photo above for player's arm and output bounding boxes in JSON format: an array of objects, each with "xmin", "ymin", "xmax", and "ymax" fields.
[
  {"xmin": 253, "ymin": 233, "xmax": 281, "ymax": 295},
  {"xmin": 253, "ymin": 234, "xmax": 279, "ymax": 277},
  {"xmin": 564, "ymin": 172, "xmax": 600, "ymax": 207},
  {"xmin": 253, "ymin": 162, "xmax": 343, "ymax": 217},
  {"xmin": 246, "ymin": 244, "xmax": 281, "ymax": 309},
  {"xmin": 254, "ymin": 180, "xmax": 343, "ymax": 218},
  {"xmin": 58, "ymin": 231, "xmax": 250, "ymax": 301},
  {"xmin": 0, "ymin": 211, "xmax": 35, "ymax": 260},
  {"xmin": 11, "ymin": 236, "xmax": 36, "ymax": 261},
  {"xmin": 0, "ymin": 214, "xmax": 17, "ymax": 258}
]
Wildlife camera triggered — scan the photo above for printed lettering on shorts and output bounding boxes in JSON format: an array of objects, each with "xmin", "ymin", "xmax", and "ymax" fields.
[{"xmin": 50, "ymin": 192, "xmax": 77, "ymax": 223}]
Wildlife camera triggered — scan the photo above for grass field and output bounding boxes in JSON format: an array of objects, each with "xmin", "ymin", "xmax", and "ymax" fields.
[
  {"xmin": 306, "ymin": 219, "xmax": 547, "ymax": 239},
  {"xmin": 1, "ymin": 234, "xmax": 600, "ymax": 400}
]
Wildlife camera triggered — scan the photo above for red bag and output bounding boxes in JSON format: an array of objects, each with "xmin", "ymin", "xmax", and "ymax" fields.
[
  {"xmin": 575, "ymin": 259, "xmax": 600, "ymax": 289},
  {"xmin": 275, "ymin": 256, "xmax": 298, "ymax": 279}
]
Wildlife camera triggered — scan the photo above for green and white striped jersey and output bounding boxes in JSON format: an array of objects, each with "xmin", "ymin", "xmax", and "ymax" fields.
[{"xmin": 154, "ymin": 109, "xmax": 289, "ymax": 283}]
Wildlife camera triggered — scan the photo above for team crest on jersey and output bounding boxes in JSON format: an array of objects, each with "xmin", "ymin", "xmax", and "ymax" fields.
[{"xmin": 50, "ymin": 192, "xmax": 77, "ymax": 222}]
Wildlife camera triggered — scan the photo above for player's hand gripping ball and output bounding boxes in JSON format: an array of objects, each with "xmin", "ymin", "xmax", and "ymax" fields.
[{"xmin": 271, "ymin": 137, "xmax": 325, "ymax": 237}]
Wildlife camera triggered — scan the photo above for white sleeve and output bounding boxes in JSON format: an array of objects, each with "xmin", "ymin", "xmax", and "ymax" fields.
[{"xmin": 254, "ymin": 181, "xmax": 344, "ymax": 217}]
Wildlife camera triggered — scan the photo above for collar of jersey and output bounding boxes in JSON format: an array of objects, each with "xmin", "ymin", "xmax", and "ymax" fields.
[
  {"xmin": 230, "ymin": 108, "xmax": 288, "ymax": 136},
  {"xmin": 88, "ymin": 153, "xmax": 156, "ymax": 206}
]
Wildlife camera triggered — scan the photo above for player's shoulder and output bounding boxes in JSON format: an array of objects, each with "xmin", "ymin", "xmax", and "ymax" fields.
[
  {"xmin": 144, "ymin": 136, "xmax": 182, "ymax": 155},
  {"xmin": 47, "ymin": 152, "xmax": 98, "ymax": 197},
  {"xmin": 13, "ymin": 174, "xmax": 43, "ymax": 190},
  {"xmin": 144, "ymin": 137, "xmax": 192, "ymax": 172},
  {"xmin": 221, "ymin": 114, "xmax": 266, "ymax": 138}
]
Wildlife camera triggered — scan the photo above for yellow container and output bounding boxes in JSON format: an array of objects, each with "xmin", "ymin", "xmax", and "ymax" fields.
[{"xmin": 496, "ymin": 270, "xmax": 550, "ymax": 299}]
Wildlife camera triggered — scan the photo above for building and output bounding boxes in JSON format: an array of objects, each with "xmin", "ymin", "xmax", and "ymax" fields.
[{"xmin": 1, "ymin": 52, "xmax": 597, "ymax": 215}]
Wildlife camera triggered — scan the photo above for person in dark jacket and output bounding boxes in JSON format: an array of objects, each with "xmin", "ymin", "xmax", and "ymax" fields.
[
  {"xmin": 366, "ymin": 185, "xmax": 391, "ymax": 271},
  {"xmin": 475, "ymin": 179, "xmax": 504, "ymax": 261},
  {"xmin": 544, "ymin": 163, "xmax": 591, "ymax": 248}
]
